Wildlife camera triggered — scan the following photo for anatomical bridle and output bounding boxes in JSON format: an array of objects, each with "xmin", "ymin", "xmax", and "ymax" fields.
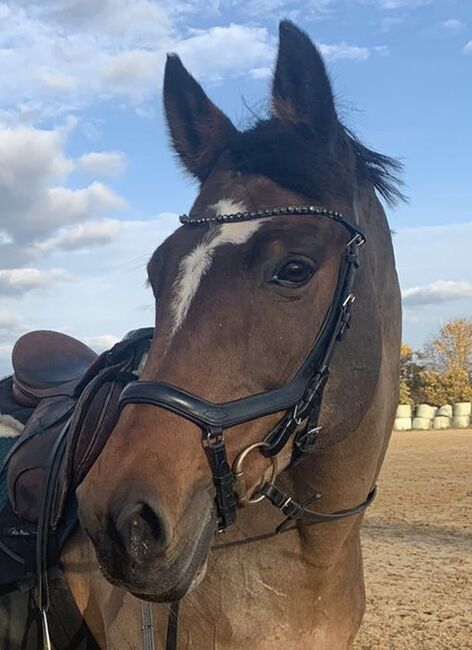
[{"xmin": 120, "ymin": 205, "xmax": 377, "ymax": 534}]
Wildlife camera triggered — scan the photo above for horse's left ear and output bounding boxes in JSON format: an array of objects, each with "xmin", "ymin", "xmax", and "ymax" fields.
[
  {"xmin": 272, "ymin": 21, "xmax": 338, "ymax": 136},
  {"xmin": 164, "ymin": 54, "xmax": 238, "ymax": 181}
]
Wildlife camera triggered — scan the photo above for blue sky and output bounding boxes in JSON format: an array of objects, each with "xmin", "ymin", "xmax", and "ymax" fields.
[{"xmin": 0, "ymin": 0, "xmax": 471, "ymax": 375}]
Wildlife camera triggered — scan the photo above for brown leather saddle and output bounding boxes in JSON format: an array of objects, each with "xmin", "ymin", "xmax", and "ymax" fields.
[{"xmin": 6, "ymin": 328, "xmax": 153, "ymax": 525}]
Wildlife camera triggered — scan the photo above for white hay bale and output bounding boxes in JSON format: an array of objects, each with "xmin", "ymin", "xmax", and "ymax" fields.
[
  {"xmin": 453, "ymin": 402, "xmax": 472, "ymax": 417},
  {"xmin": 416, "ymin": 404, "xmax": 436, "ymax": 420},
  {"xmin": 412, "ymin": 416, "xmax": 432, "ymax": 431},
  {"xmin": 437, "ymin": 405, "xmax": 453, "ymax": 418},
  {"xmin": 452, "ymin": 415, "xmax": 471, "ymax": 429},
  {"xmin": 396, "ymin": 404, "xmax": 412, "ymax": 419},
  {"xmin": 394, "ymin": 417, "xmax": 412, "ymax": 431},
  {"xmin": 433, "ymin": 416, "xmax": 451, "ymax": 430}
]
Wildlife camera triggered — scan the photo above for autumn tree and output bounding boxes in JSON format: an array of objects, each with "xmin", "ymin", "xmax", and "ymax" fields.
[
  {"xmin": 421, "ymin": 318, "xmax": 472, "ymax": 376},
  {"xmin": 417, "ymin": 318, "xmax": 472, "ymax": 405},
  {"xmin": 399, "ymin": 343, "xmax": 424, "ymax": 404}
]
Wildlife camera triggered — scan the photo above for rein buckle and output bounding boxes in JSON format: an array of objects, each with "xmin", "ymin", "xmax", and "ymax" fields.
[{"xmin": 294, "ymin": 425, "xmax": 322, "ymax": 456}]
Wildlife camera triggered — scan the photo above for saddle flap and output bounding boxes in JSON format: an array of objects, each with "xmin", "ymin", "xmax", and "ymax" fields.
[{"xmin": 6, "ymin": 396, "xmax": 74, "ymax": 524}]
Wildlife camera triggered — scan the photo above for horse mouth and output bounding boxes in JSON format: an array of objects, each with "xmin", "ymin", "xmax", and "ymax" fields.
[{"xmin": 90, "ymin": 508, "xmax": 216, "ymax": 602}]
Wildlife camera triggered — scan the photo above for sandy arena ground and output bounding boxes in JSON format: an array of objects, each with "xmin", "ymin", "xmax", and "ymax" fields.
[{"xmin": 355, "ymin": 429, "xmax": 472, "ymax": 650}]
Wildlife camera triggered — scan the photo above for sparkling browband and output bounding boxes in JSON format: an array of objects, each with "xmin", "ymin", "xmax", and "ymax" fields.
[{"xmin": 179, "ymin": 205, "xmax": 349, "ymax": 226}]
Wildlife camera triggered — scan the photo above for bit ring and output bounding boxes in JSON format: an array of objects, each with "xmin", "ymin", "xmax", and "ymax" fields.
[{"xmin": 232, "ymin": 441, "xmax": 279, "ymax": 504}]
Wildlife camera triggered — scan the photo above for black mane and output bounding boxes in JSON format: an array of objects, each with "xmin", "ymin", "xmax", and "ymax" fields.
[
  {"xmin": 218, "ymin": 118, "xmax": 404, "ymax": 207},
  {"xmin": 346, "ymin": 128, "xmax": 405, "ymax": 206}
]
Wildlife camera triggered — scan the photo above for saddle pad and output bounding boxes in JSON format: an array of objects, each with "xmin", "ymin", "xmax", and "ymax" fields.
[
  {"xmin": 0, "ymin": 413, "xmax": 24, "ymax": 512},
  {"xmin": 1, "ymin": 438, "xmax": 17, "ymax": 512}
]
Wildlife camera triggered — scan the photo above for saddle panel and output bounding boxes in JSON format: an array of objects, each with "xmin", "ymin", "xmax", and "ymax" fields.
[{"xmin": 12, "ymin": 330, "xmax": 98, "ymax": 407}]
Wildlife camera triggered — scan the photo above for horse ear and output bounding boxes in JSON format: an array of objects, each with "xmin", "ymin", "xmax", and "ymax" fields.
[
  {"xmin": 272, "ymin": 21, "xmax": 337, "ymax": 135},
  {"xmin": 163, "ymin": 54, "xmax": 238, "ymax": 181}
]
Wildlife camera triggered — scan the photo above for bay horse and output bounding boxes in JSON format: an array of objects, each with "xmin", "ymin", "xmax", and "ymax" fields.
[{"xmin": 7, "ymin": 20, "xmax": 402, "ymax": 649}]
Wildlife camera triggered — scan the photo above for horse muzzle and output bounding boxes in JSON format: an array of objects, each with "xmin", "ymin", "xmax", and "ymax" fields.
[{"xmin": 78, "ymin": 485, "xmax": 216, "ymax": 601}]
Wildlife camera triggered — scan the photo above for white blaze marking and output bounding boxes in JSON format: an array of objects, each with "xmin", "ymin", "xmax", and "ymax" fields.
[{"xmin": 169, "ymin": 199, "xmax": 263, "ymax": 338}]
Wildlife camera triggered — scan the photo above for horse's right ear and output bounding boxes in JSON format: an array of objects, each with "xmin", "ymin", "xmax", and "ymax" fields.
[{"xmin": 163, "ymin": 55, "xmax": 238, "ymax": 181}]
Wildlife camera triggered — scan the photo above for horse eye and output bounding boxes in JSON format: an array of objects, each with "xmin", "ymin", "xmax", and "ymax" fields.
[{"xmin": 272, "ymin": 258, "xmax": 316, "ymax": 287}]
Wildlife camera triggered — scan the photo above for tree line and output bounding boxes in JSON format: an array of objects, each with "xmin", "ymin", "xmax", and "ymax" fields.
[{"xmin": 400, "ymin": 318, "xmax": 472, "ymax": 406}]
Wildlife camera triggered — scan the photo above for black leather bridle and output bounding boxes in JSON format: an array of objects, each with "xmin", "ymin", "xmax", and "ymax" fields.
[{"xmin": 120, "ymin": 205, "xmax": 376, "ymax": 533}]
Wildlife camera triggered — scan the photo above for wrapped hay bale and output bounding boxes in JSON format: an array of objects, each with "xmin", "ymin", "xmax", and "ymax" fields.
[
  {"xmin": 437, "ymin": 404, "xmax": 453, "ymax": 418},
  {"xmin": 396, "ymin": 404, "xmax": 412, "ymax": 419},
  {"xmin": 394, "ymin": 417, "xmax": 412, "ymax": 431},
  {"xmin": 416, "ymin": 404, "xmax": 436, "ymax": 420},
  {"xmin": 452, "ymin": 415, "xmax": 471, "ymax": 429},
  {"xmin": 412, "ymin": 416, "xmax": 431, "ymax": 431},
  {"xmin": 433, "ymin": 415, "xmax": 451, "ymax": 430},
  {"xmin": 453, "ymin": 402, "xmax": 471, "ymax": 417}
]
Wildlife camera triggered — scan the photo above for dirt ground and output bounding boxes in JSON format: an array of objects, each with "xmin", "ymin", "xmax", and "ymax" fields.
[{"xmin": 355, "ymin": 429, "xmax": 472, "ymax": 650}]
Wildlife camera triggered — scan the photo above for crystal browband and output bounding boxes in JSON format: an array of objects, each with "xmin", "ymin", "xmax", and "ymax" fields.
[{"xmin": 179, "ymin": 205, "xmax": 349, "ymax": 226}]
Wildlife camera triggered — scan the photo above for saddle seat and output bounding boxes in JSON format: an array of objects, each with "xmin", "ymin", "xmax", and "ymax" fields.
[{"xmin": 12, "ymin": 331, "xmax": 98, "ymax": 407}]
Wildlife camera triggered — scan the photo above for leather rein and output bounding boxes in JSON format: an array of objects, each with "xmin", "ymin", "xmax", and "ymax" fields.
[{"xmin": 120, "ymin": 205, "xmax": 377, "ymax": 536}]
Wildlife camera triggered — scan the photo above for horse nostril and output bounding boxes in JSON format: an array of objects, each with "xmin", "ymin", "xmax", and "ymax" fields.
[
  {"xmin": 136, "ymin": 503, "xmax": 166, "ymax": 542},
  {"xmin": 114, "ymin": 501, "xmax": 170, "ymax": 562}
]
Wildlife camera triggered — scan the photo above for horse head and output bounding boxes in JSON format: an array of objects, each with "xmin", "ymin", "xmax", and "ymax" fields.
[{"xmin": 77, "ymin": 21, "xmax": 401, "ymax": 602}]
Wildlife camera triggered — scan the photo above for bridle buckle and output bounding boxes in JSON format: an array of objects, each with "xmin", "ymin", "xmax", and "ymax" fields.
[{"xmin": 202, "ymin": 426, "xmax": 224, "ymax": 448}]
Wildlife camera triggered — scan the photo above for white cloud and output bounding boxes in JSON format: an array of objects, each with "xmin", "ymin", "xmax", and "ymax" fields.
[
  {"xmin": 83, "ymin": 334, "xmax": 122, "ymax": 352},
  {"xmin": 102, "ymin": 50, "xmax": 160, "ymax": 101},
  {"xmin": 0, "ymin": 267, "xmax": 72, "ymax": 295},
  {"xmin": 249, "ymin": 67, "xmax": 272, "ymax": 80},
  {"xmin": 0, "ymin": 2, "xmax": 386, "ymax": 116},
  {"xmin": 0, "ymin": 123, "xmax": 127, "ymax": 270},
  {"xmin": 0, "ymin": 311, "xmax": 24, "ymax": 330},
  {"xmin": 0, "ymin": 310, "xmax": 27, "ymax": 345},
  {"xmin": 36, "ymin": 219, "xmax": 122, "ymax": 253},
  {"xmin": 76, "ymin": 151, "xmax": 127, "ymax": 177},
  {"xmin": 402, "ymin": 281, "xmax": 472, "ymax": 306},
  {"xmin": 36, "ymin": 68, "xmax": 77, "ymax": 92},
  {"xmin": 320, "ymin": 42, "xmax": 372, "ymax": 62},
  {"xmin": 46, "ymin": 0, "xmax": 172, "ymax": 46},
  {"xmin": 463, "ymin": 41, "xmax": 472, "ymax": 55},
  {"xmin": 175, "ymin": 24, "xmax": 274, "ymax": 83},
  {"xmin": 0, "ymin": 346, "xmax": 12, "ymax": 372},
  {"xmin": 0, "ymin": 213, "xmax": 178, "ymax": 376},
  {"xmin": 393, "ymin": 221, "xmax": 472, "ymax": 348},
  {"xmin": 367, "ymin": 0, "xmax": 431, "ymax": 9},
  {"xmin": 442, "ymin": 19, "xmax": 465, "ymax": 32}
]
